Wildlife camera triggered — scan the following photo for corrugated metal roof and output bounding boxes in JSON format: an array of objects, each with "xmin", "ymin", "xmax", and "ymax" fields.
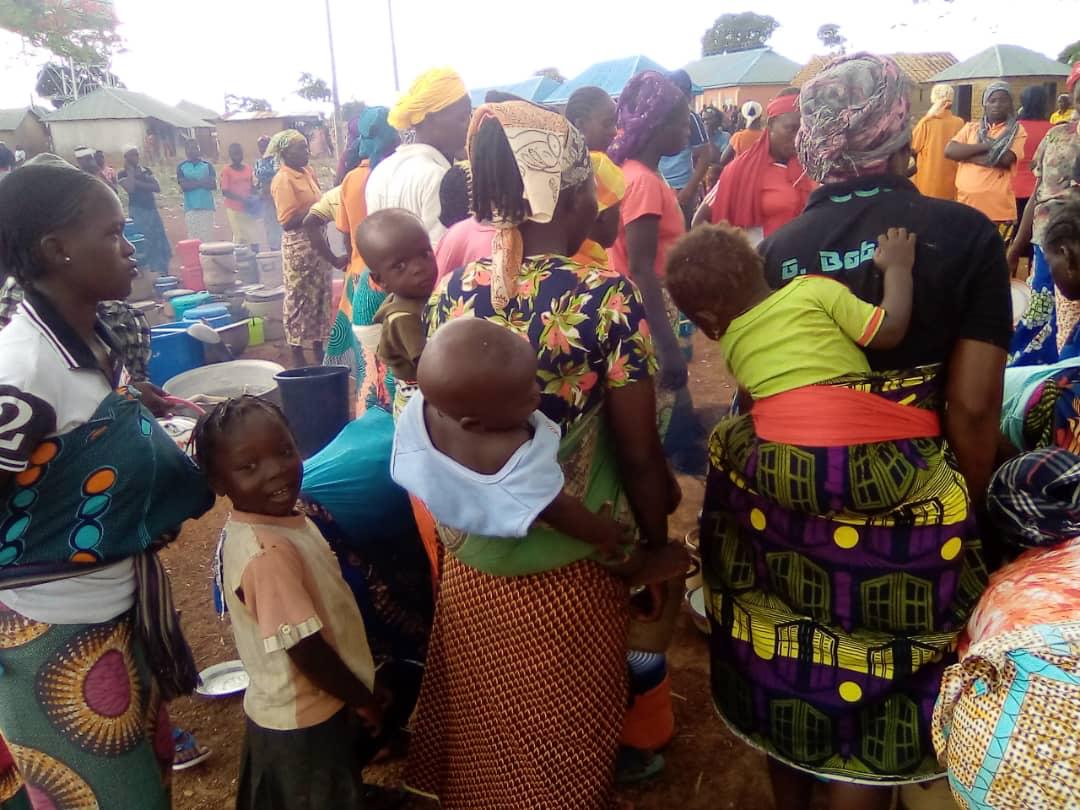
[
  {"xmin": 0, "ymin": 107, "xmax": 36, "ymax": 131},
  {"xmin": 794, "ymin": 52, "xmax": 958, "ymax": 87},
  {"xmin": 177, "ymin": 100, "xmax": 221, "ymax": 123},
  {"xmin": 543, "ymin": 55, "xmax": 670, "ymax": 105},
  {"xmin": 931, "ymin": 45, "xmax": 1070, "ymax": 82},
  {"xmin": 219, "ymin": 110, "xmax": 323, "ymax": 122},
  {"xmin": 469, "ymin": 76, "xmax": 563, "ymax": 106},
  {"xmin": 683, "ymin": 48, "xmax": 800, "ymax": 90},
  {"xmin": 43, "ymin": 88, "xmax": 211, "ymax": 129}
]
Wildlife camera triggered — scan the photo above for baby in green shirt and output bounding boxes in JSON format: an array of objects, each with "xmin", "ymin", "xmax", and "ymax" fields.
[{"xmin": 666, "ymin": 223, "xmax": 916, "ymax": 400}]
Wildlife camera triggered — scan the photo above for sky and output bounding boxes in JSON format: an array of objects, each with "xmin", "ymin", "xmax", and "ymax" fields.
[{"xmin": 0, "ymin": 0, "xmax": 1074, "ymax": 113}]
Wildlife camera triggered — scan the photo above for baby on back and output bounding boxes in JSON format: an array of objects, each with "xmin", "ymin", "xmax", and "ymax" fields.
[{"xmin": 391, "ymin": 317, "xmax": 687, "ymax": 583}]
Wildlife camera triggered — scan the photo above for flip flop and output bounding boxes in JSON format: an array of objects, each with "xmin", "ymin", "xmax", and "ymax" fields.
[
  {"xmin": 615, "ymin": 747, "xmax": 665, "ymax": 785},
  {"xmin": 172, "ymin": 728, "xmax": 212, "ymax": 772}
]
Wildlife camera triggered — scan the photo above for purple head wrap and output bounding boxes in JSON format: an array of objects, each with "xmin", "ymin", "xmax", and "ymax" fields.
[
  {"xmin": 796, "ymin": 53, "xmax": 911, "ymax": 184},
  {"xmin": 608, "ymin": 70, "xmax": 685, "ymax": 166}
]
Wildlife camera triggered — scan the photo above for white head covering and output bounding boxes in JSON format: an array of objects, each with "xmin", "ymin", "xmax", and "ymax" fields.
[
  {"xmin": 73, "ymin": 146, "xmax": 94, "ymax": 159},
  {"xmin": 741, "ymin": 101, "xmax": 763, "ymax": 125}
]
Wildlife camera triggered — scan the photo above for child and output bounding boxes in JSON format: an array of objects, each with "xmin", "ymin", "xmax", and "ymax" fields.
[
  {"xmin": 191, "ymin": 396, "xmax": 385, "ymax": 809},
  {"xmin": 355, "ymin": 208, "xmax": 438, "ymax": 414},
  {"xmin": 391, "ymin": 317, "xmax": 688, "ymax": 583},
  {"xmin": 666, "ymin": 223, "xmax": 916, "ymax": 402}
]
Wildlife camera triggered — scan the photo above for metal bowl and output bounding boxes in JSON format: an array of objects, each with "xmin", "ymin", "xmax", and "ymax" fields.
[{"xmin": 164, "ymin": 359, "xmax": 284, "ymax": 402}]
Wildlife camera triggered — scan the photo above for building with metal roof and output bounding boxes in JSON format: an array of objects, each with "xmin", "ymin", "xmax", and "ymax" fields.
[
  {"xmin": 177, "ymin": 100, "xmax": 222, "ymax": 125},
  {"xmin": 794, "ymin": 52, "xmax": 959, "ymax": 117},
  {"xmin": 929, "ymin": 45, "xmax": 1070, "ymax": 120},
  {"xmin": 683, "ymin": 48, "xmax": 800, "ymax": 110},
  {"xmin": 0, "ymin": 108, "xmax": 50, "ymax": 157}
]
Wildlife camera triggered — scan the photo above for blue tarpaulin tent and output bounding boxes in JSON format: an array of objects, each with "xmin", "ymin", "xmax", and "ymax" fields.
[
  {"xmin": 469, "ymin": 75, "xmax": 564, "ymax": 107},
  {"xmin": 543, "ymin": 55, "xmax": 671, "ymax": 106}
]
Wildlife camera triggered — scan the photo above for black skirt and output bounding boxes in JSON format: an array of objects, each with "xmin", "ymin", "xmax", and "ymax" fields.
[{"xmin": 236, "ymin": 709, "xmax": 363, "ymax": 810}]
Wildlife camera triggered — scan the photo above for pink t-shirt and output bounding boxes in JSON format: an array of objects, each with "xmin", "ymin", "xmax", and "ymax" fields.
[
  {"xmin": 610, "ymin": 159, "xmax": 685, "ymax": 279},
  {"xmin": 435, "ymin": 218, "xmax": 497, "ymax": 280}
]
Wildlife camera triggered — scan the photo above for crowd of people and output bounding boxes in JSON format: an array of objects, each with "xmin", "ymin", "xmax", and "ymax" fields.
[{"xmin": 0, "ymin": 48, "xmax": 1079, "ymax": 810}]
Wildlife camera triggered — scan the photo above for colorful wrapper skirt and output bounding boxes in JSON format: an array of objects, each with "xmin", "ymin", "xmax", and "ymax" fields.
[
  {"xmin": 324, "ymin": 268, "xmax": 396, "ymax": 414},
  {"xmin": 700, "ymin": 366, "xmax": 988, "ymax": 784},
  {"xmin": 281, "ymin": 229, "xmax": 332, "ymax": 348},
  {"xmin": 405, "ymin": 557, "xmax": 628, "ymax": 809},
  {"xmin": 0, "ymin": 606, "xmax": 173, "ymax": 809}
]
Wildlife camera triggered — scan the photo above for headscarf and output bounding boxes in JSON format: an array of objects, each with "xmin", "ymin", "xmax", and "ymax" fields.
[
  {"xmin": 988, "ymin": 447, "xmax": 1080, "ymax": 548},
  {"xmin": 707, "ymin": 92, "xmax": 814, "ymax": 232},
  {"xmin": 591, "ymin": 151, "xmax": 625, "ymax": 212},
  {"xmin": 796, "ymin": 53, "xmax": 911, "ymax": 184},
  {"xmin": 1068, "ymin": 62, "xmax": 1080, "ymax": 94},
  {"xmin": 73, "ymin": 146, "xmax": 94, "ymax": 159},
  {"xmin": 122, "ymin": 143, "xmax": 139, "ymax": 156},
  {"xmin": 608, "ymin": 71, "xmax": 685, "ymax": 166},
  {"xmin": 263, "ymin": 129, "xmax": 306, "ymax": 159},
  {"xmin": 978, "ymin": 82, "xmax": 1020, "ymax": 166},
  {"xmin": 356, "ymin": 106, "xmax": 398, "ymax": 168},
  {"xmin": 388, "ymin": 67, "xmax": 467, "ymax": 131},
  {"xmin": 927, "ymin": 84, "xmax": 955, "ymax": 118},
  {"xmin": 741, "ymin": 100, "xmax": 763, "ymax": 127},
  {"xmin": 466, "ymin": 102, "xmax": 591, "ymax": 310}
]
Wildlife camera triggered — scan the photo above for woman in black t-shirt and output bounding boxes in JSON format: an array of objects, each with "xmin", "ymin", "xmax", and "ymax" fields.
[
  {"xmin": 697, "ymin": 53, "xmax": 1010, "ymax": 810},
  {"xmin": 117, "ymin": 146, "xmax": 172, "ymax": 276}
]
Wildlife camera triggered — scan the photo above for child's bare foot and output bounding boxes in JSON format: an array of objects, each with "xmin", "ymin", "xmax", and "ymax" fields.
[{"xmin": 620, "ymin": 543, "xmax": 691, "ymax": 586}]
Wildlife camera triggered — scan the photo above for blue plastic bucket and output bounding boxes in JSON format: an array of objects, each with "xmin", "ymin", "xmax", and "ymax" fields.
[
  {"xmin": 274, "ymin": 365, "xmax": 351, "ymax": 458},
  {"xmin": 148, "ymin": 323, "xmax": 205, "ymax": 386},
  {"xmin": 182, "ymin": 304, "xmax": 231, "ymax": 330},
  {"xmin": 154, "ymin": 276, "xmax": 180, "ymax": 299}
]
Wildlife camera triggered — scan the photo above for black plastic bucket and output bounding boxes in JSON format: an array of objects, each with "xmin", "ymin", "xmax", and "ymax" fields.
[{"xmin": 274, "ymin": 365, "xmax": 351, "ymax": 458}]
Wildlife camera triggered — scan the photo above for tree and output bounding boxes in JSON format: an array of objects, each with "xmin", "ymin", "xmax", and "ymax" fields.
[
  {"xmin": 533, "ymin": 67, "xmax": 566, "ymax": 85},
  {"xmin": 224, "ymin": 94, "xmax": 273, "ymax": 114},
  {"xmin": 701, "ymin": 12, "xmax": 780, "ymax": 56},
  {"xmin": 296, "ymin": 72, "xmax": 332, "ymax": 103},
  {"xmin": 1060, "ymin": 40, "xmax": 1080, "ymax": 66},
  {"xmin": 0, "ymin": 0, "xmax": 121, "ymax": 65},
  {"xmin": 36, "ymin": 59, "xmax": 123, "ymax": 107},
  {"xmin": 816, "ymin": 23, "xmax": 846, "ymax": 54}
]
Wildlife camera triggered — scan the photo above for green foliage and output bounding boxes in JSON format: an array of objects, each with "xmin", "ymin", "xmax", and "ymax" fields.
[
  {"xmin": 817, "ymin": 23, "xmax": 846, "ymax": 54},
  {"xmin": 224, "ymin": 94, "xmax": 272, "ymax": 114},
  {"xmin": 340, "ymin": 100, "xmax": 366, "ymax": 124},
  {"xmin": 0, "ymin": 0, "xmax": 121, "ymax": 64},
  {"xmin": 1060, "ymin": 40, "xmax": 1080, "ymax": 66},
  {"xmin": 296, "ymin": 72, "xmax": 332, "ymax": 103},
  {"xmin": 702, "ymin": 12, "xmax": 780, "ymax": 56}
]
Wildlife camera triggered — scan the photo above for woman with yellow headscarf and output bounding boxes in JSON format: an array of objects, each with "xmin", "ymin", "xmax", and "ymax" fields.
[
  {"xmin": 405, "ymin": 101, "xmax": 678, "ymax": 810},
  {"xmin": 267, "ymin": 130, "xmax": 332, "ymax": 367},
  {"xmin": 366, "ymin": 67, "xmax": 472, "ymax": 243}
]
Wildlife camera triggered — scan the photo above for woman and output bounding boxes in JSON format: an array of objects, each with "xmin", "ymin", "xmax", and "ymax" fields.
[
  {"xmin": 946, "ymin": 83, "xmax": 1027, "ymax": 235},
  {"xmin": 326, "ymin": 107, "xmax": 401, "ymax": 411},
  {"xmin": 911, "ymin": 84, "xmax": 966, "ymax": 200},
  {"xmin": 701, "ymin": 53, "xmax": 1011, "ymax": 809},
  {"xmin": 118, "ymin": 146, "xmax": 172, "ymax": 275},
  {"xmin": 729, "ymin": 100, "xmax": 765, "ymax": 155},
  {"xmin": 608, "ymin": 71, "xmax": 700, "ymax": 467},
  {"xmin": 253, "ymin": 135, "xmax": 281, "ymax": 251},
  {"xmin": 268, "ymin": 129, "xmax": 331, "ymax": 368},
  {"xmin": 0, "ymin": 164, "xmax": 213, "ymax": 808},
  {"xmin": 1014, "ymin": 86, "xmax": 1054, "ymax": 239},
  {"xmin": 695, "ymin": 92, "xmax": 814, "ymax": 242},
  {"xmin": 1008, "ymin": 64, "xmax": 1080, "ymax": 366},
  {"xmin": 933, "ymin": 447, "xmax": 1080, "ymax": 809},
  {"xmin": 366, "ymin": 67, "xmax": 472, "ymax": 243},
  {"xmin": 405, "ymin": 101, "xmax": 677, "ymax": 809}
]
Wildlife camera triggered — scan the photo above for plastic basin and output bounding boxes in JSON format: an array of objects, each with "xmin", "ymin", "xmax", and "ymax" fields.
[{"xmin": 164, "ymin": 359, "xmax": 285, "ymax": 401}]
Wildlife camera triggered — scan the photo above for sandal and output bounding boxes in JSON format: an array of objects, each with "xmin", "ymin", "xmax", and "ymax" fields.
[
  {"xmin": 614, "ymin": 746, "xmax": 664, "ymax": 785},
  {"xmin": 172, "ymin": 728, "xmax": 212, "ymax": 772}
]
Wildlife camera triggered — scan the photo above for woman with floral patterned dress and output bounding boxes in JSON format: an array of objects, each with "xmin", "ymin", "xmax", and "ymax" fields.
[{"xmin": 405, "ymin": 101, "xmax": 679, "ymax": 810}]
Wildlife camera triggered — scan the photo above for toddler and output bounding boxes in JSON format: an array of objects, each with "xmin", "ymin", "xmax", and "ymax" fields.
[
  {"xmin": 666, "ymin": 222, "xmax": 916, "ymax": 402},
  {"xmin": 391, "ymin": 317, "xmax": 687, "ymax": 583},
  {"xmin": 356, "ymin": 208, "xmax": 438, "ymax": 414},
  {"xmin": 191, "ymin": 396, "xmax": 385, "ymax": 809}
]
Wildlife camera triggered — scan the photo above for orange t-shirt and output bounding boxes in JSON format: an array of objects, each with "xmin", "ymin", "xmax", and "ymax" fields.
[
  {"xmin": 730, "ymin": 128, "xmax": 763, "ymax": 155},
  {"xmin": 610, "ymin": 160, "xmax": 685, "ymax": 279},
  {"xmin": 757, "ymin": 161, "xmax": 810, "ymax": 238},
  {"xmin": 219, "ymin": 163, "xmax": 254, "ymax": 212},
  {"xmin": 335, "ymin": 162, "xmax": 372, "ymax": 278},
  {"xmin": 270, "ymin": 165, "xmax": 321, "ymax": 227},
  {"xmin": 953, "ymin": 121, "xmax": 1027, "ymax": 223}
]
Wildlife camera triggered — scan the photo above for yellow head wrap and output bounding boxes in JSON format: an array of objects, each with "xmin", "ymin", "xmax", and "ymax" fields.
[
  {"xmin": 264, "ymin": 129, "xmax": 306, "ymax": 159},
  {"xmin": 388, "ymin": 67, "xmax": 467, "ymax": 131},
  {"xmin": 590, "ymin": 151, "xmax": 625, "ymax": 213}
]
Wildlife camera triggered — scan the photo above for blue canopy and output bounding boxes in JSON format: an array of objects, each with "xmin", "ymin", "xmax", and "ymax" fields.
[{"xmin": 543, "ymin": 55, "xmax": 671, "ymax": 106}]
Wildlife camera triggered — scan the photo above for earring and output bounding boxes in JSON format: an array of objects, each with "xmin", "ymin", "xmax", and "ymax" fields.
[{"xmin": 63, "ymin": 257, "xmax": 72, "ymax": 263}]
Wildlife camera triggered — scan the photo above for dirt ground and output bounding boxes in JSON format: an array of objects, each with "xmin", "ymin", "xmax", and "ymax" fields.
[{"xmin": 146, "ymin": 155, "xmax": 787, "ymax": 809}]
